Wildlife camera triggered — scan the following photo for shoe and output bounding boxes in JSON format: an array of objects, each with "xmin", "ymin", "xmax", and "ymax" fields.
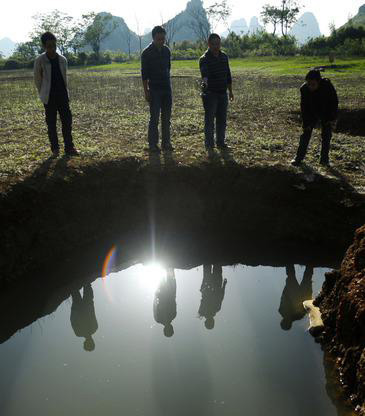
[
  {"xmin": 51, "ymin": 148, "xmax": 60, "ymax": 157},
  {"xmin": 217, "ymin": 143, "xmax": 231, "ymax": 150},
  {"xmin": 65, "ymin": 147, "xmax": 79, "ymax": 156},
  {"xmin": 162, "ymin": 143, "xmax": 174, "ymax": 152},
  {"xmin": 149, "ymin": 145, "xmax": 161, "ymax": 153},
  {"xmin": 320, "ymin": 159, "xmax": 330, "ymax": 167},
  {"xmin": 291, "ymin": 158, "xmax": 302, "ymax": 167}
]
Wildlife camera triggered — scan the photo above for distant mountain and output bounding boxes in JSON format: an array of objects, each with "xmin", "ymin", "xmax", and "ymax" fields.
[
  {"xmin": 289, "ymin": 12, "xmax": 321, "ymax": 45},
  {"xmin": 222, "ymin": 18, "xmax": 249, "ymax": 37},
  {"xmin": 248, "ymin": 17, "xmax": 263, "ymax": 34},
  {"xmin": 94, "ymin": 0, "xmax": 209, "ymax": 53},
  {"xmin": 96, "ymin": 13, "xmax": 140, "ymax": 54},
  {"xmin": 221, "ymin": 17, "xmax": 262, "ymax": 38},
  {"xmin": 231, "ymin": 18, "xmax": 249, "ymax": 35},
  {"xmin": 343, "ymin": 4, "xmax": 365, "ymax": 28},
  {"xmin": 0, "ymin": 37, "xmax": 16, "ymax": 58}
]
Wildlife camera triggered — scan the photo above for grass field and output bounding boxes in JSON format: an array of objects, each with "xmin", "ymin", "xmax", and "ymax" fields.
[
  {"xmin": 0, "ymin": 56, "xmax": 365, "ymax": 193},
  {"xmin": 86, "ymin": 56, "xmax": 365, "ymax": 75}
]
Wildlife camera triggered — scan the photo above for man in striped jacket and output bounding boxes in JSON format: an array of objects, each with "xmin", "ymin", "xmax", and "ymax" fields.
[{"xmin": 199, "ymin": 34, "xmax": 234, "ymax": 151}]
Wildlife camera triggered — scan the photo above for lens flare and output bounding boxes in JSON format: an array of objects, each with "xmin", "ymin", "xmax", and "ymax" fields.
[{"xmin": 102, "ymin": 245, "xmax": 117, "ymax": 279}]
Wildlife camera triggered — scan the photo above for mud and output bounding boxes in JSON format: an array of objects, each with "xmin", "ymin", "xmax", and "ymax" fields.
[{"xmin": 315, "ymin": 226, "xmax": 365, "ymax": 415}]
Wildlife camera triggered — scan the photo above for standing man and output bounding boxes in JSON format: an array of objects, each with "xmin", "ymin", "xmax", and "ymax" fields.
[
  {"xmin": 198, "ymin": 264, "xmax": 227, "ymax": 330},
  {"xmin": 278, "ymin": 265, "xmax": 313, "ymax": 331},
  {"xmin": 141, "ymin": 26, "xmax": 173, "ymax": 153},
  {"xmin": 34, "ymin": 32, "xmax": 78, "ymax": 157},
  {"xmin": 153, "ymin": 268, "xmax": 177, "ymax": 337},
  {"xmin": 199, "ymin": 33, "xmax": 234, "ymax": 151},
  {"xmin": 291, "ymin": 69, "xmax": 338, "ymax": 167},
  {"xmin": 70, "ymin": 284, "xmax": 98, "ymax": 352}
]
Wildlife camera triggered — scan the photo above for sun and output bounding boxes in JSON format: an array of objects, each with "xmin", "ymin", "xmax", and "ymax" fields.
[{"xmin": 138, "ymin": 262, "xmax": 167, "ymax": 292}]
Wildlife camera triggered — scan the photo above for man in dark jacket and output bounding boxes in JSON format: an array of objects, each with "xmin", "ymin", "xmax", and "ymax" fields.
[
  {"xmin": 153, "ymin": 268, "xmax": 177, "ymax": 337},
  {"xmin": 141, "ymin": 26, "xmax": 173, "ymax": 153},
  {"xmin": 198, "ymin": 264, "xmax": 227, "ymax": 330},
  {"xmin": 199, "ymin": 34, "xmax": 234, "ymax": 151},
  {"xmin": 70, "ymin": 283, "xmax": 98, "ymax": 351},
  {"xmin": 291, "ymin": 69, "xmax": 338, "ymax": 166},
  {"xmin": 278, "ymin": 265, "xmax": 313, "ymax": 331}
]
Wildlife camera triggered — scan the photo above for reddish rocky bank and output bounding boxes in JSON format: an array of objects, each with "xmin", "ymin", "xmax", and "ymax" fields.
[{"xmin": 315, "ymin": 225, "xmax": 365, "ymax": 415}]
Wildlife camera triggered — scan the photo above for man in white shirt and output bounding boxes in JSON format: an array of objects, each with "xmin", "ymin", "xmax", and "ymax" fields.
[{"xmin": 34, "ymin": 32, "xmax": 78, "ymax": 157}]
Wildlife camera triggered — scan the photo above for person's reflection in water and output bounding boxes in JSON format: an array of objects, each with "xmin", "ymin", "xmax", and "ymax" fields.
[
  {"xmin": 198, "ymin": 264, "xmax": 227, "ymax": 330},
  {"xmin": 153, "ymin": 268, "xmax": 177, "ymax": 337},
  {"xmin": 279, "ymin": 265, "xmax": 314, "ymax": 331},
  {"xmin": 70, "ymin": 283, "xmax": 98, "ymax": 351}
]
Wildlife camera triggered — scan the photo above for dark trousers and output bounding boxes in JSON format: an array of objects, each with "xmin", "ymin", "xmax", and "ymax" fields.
[
  {"xmin": 202, "ymin": 91, "xmax": 228, "ymax": 147},
  {"xmin": 148, "ymin": 89, "xmax": 172, "ymax": 146},
  {"xmin": 44, "ymin": 99, "xmax": 74, "ymax": 151},
  {"xmin": 295, "ymin": 121, "xmax": 332, "ymax": 163}
]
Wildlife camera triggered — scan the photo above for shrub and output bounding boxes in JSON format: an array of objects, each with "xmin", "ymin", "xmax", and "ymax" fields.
[{"xmin": 3, "ymin": 59, "xmax": 21, "ymax": 70}]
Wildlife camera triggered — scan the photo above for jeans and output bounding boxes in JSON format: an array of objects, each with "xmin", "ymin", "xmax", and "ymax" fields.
[
  {"xmin": 295, "ymin": 121, "xmax": 332, "ymax": 163},
  {"xmin": 148, "ymin": 89, "xmax": 172, "ymax": 147},
  {"xmin": 202, "ymin": 91, "xmax": 228, "ymax": 147},
  {"xmin": 44, "ymin": 99, "xmax": 74, "ymax": 151}
]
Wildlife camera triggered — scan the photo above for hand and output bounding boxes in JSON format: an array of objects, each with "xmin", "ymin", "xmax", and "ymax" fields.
[
  {"xmin": 201, "ymin": 78, "xmax": 208, "ymax": 91},
  {"xmin": 229, "ymin": 91, "xmax": 234, "ymax": 102},
  {"xmin": 330, "ymin": 119, "xmax": 338, "ymax": 130},
  {"xmin": 144, "ymin": 90, "xmax": 150, "ymax": 103}
]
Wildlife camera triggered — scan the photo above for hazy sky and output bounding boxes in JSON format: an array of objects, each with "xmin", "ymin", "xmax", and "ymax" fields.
[{"xmin": 1, "ymin": 0, "xmax": 364, "ymax": 42}]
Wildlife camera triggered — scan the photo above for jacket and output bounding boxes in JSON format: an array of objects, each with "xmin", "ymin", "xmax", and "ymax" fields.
[
  {"xmin": 34, "ymin": 52, "xmax": 69, "ymax": 104},
  {"xmin": 300, "ymin": 78, "xmax": 339, "ymax": 128},
  {"xmin": 141, "ymin": 43, "xmax": 171, "ymax": 91},
  {"xmin": 199, "ymin": 49, "xmax": 232, "ymax": 94}
]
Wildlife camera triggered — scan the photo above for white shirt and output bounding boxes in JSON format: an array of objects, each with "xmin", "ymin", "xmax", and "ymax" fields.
[{"xmin": 33, "ymin": 52, "xmax": 69, "ymax": 104}]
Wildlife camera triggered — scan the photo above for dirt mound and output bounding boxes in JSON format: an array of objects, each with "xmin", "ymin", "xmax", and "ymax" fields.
[{"xmin": 315, "ymin": 225, "xmax": 365, "ymax": 415}]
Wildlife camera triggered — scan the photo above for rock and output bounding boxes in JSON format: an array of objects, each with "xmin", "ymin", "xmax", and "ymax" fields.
[
  {"xmin": 315, "ymin": 225, "xmax": 365, "ymax": 414},
  {"xmin": 303, "ymin": 300, "xmax": 325, "ymax": 336}
]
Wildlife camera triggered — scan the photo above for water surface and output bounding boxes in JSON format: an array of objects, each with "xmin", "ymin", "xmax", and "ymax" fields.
[{"xmin": 0, "ymin": 263, "xmax": 352, "ymax": 416}]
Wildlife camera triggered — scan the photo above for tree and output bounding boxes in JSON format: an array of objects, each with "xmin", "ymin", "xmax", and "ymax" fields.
[
  {"xmin": 82, "ymin": 12, "xmax": 117, "ymax": 58},
  {"xmin": 164, "ymin": 17, "xmax": 183, "ymax": 47},
  {"xmin": 31, "ymin": 10, "xmax": 75, "ymax": 55},
  {"xmin": 188, "ymin": 0, "xmax": 231, "ymax": 43},
  {"xmin": 12, "ymin": 40, "xmax": 40, "ymax": 61},
  {"xmin": 279, "ymin": 0, "xmax": 300, "ymax": 36},
  {"xmin": 69, "ymin": 20, "xmax": 88, "ymax": 55},
  {"xmin": 260, "ymin": 0, "xmax": 300, "ymax": 37},
  {"xmin": 134, "ymin": 15, "xmax": 144, "ymax": 56},
  {"xmin": 123, "ymin": 26, "xmax": 132, "ymax": 59},
  {"xmin": 261, "ymin": 5, "xmax": 282, "ymax": 35},
  {"xmin": 206, "ymin": 0, "xmax": 232, "ymax": 33}
]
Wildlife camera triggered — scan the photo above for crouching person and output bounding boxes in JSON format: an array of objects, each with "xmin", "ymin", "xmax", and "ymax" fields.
[
  {"xmin": 34, "ymin": 31, "xmax": 78, "ymax": 157},
  {"xmin": 291, "ymin": 69, "xmax": 338, "ymax": 167}
]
